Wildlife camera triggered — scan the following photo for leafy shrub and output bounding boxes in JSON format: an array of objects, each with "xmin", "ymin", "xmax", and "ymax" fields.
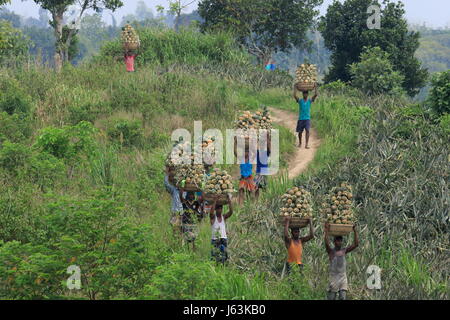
[
  {"xmin": 0, "ymin": 74, "xmax": 32, "ymax": 115},
  {"xmin": 439, "ymin": 113, "xmax": 450, "ymax": 134},
  {"xmin": 0, "ymin": 112, "xmax": 32, "ymax": 143},
  {"xmin": 66, "ymin": 87, "xmax": 109, "ymax": 125},
  {"xmin": 350, "ymin": 47, "xmax": 405, "ymax": 95},
  {"xmin": 0, "ymin": 140, "xmax": 31, "ymax": 173},
  {"xmin": 26, "ymin": 152, "xmax": 66, "ymax": 190},
  {"xmin": 143, "ymin": 253, "xmax": 269, "ymax": 299},
  {"xmin": 428, "ymin": 70, "xmax": 450, "ymax": 115},
  {"xmin": 107, "ymin": 119, "xmax": 143, "ymax": 147},
  {"xmin": 35, "ymin": 121, "xmax": 97, "ymax": 161},
  {"xmin": 0, "ymin": 191, "xmax": 159, "ymax": 299}
]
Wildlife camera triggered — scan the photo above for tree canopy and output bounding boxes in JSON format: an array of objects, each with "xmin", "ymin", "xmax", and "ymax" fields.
[
  {"xmin": 319, "ymin": 0, "xmax": 428, "ymax": 96},
  {"xmin": 198, "ymin": 0, "xmax": 323, "ymax": 64},
  {"xmin": 350, "ymin": 46, "xmax": 404, "ymax": 95}
]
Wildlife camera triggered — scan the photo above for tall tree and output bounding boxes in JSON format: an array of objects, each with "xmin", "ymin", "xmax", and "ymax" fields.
[
  {"xmin": 198, "ymin": 0, "xmax": 323, "ymax": 64},
  {"xmin": 135, "ymin": 0, "xmax": 154, "ymax": 21},
  {"xmin": 32, "ymin": 0, "xmax": 123, "ymax": 71},
  {"xmin": 157, "ymin": 0, "xmax": 197, "ymax": 32},
  {"xmin": 319, "ymin": 0, "xmax": 428, "ymax": 96}
]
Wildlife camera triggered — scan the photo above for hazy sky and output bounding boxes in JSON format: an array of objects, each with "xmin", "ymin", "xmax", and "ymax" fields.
[{"xmin": 3, "ymin": 0, "xmax": 450, "ymax": 28}]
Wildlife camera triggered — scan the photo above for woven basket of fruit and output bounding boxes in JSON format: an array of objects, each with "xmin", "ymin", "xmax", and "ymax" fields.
[
  {"xmin": 121, "ymin": 24, "xmax": 140, "ymax": 51},
  {"xmin": 203, "ymin": 168, "xmax": 235, "ymax": 204},
  {"xmin": 328, "ymin": 223, "xmax": 353, "ymax": 236},
  {"xmin": 278, "ymin": 216, "xmax": 310, "ymax": 228},
  {"xmin": 296, "ymin": 82, "xmax": 316, "ymax": 92},
  {"xmin": 295, "ymin": 63, "xmax": 317, "ymax": 92}
]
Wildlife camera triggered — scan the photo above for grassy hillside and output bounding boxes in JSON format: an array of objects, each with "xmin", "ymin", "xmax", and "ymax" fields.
[{"xmin": 0, "ymin": 29, "xmax": 448, "ymax": 300}]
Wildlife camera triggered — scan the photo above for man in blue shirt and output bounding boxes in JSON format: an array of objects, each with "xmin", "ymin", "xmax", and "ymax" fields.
[
  {"xmin": 294, "ymin": 84, "xmax": 318, "ymax": 149},
  {"xmin": 255, "ymin": 134, "xmax": 271, "ymax": 199}
]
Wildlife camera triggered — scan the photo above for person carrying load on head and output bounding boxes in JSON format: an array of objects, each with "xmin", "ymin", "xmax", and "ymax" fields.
[
  {"xmin": 209, "ymin": 194, "xmax": 233, "ymax": 264},
  {"xmin": 164, "ymin": 166, "xmax": 183, "ymax": 234},
  {"xmin": 293, "ymin": 84, "xmax": 318, "ymax": 149},
  {"xmin": 282, "ymin": 216, "xmax": 314, "ymax": 276},
  {"xmin": 124, "ymin": 49, "xmax": 138, "ymax": 72},
  {"xmin": 255, "ymin": 133, "xmax": 271, "ymax": 200},
  {"xmin": 324, "ymin": 222, "xmax": 359, "ymax": 300},
  {"xmin": 236, "ymin": 149, "xmax": 256, "ymax": 205},
  {"xmin": 180, "ymin": 191, "xmax": 202, "ymax": 250}
]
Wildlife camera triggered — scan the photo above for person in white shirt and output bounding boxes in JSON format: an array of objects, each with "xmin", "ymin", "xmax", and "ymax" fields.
[{"xmin": 209, "ymin": 194, "xmax": 233, "ymax": 264}]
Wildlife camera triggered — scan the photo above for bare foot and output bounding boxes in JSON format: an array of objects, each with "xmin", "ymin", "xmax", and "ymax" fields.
[
  {"xmin": 305, "ymin": 145, "xmax": 310, "ymax": 149},
  {"xmin": 298, "ymin": 144, "xmax": 302, "ymax": 148}
]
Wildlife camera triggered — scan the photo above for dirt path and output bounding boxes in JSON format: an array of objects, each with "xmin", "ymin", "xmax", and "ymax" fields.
[{"xmin": 269, "ymin": 107, "xmax": 321, "ymax": 179}]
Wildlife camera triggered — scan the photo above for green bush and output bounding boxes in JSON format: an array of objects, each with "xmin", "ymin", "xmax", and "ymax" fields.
[
  {"xmin": 428, "ymin": 70, "xmax": 450, "ymax": 115},
  {"xmin": 143, "ymin": 253, "xmax": 270, "ymax": 299},
  {"xmin": 439, "ymin": 113, "xmax": 450, "ymax": 134},
  {"xmin": 107, "ymin": 119, "xmax": 143, "ymax": 147},
  {"xmin": 0, "ymin": 140, "xmax": 31, "ymax": 173},
  {"xmin": 350, "ymin": 47, "xmax": 405, "ymax": 96},
  {"xmin": 35, "ymin": 121, "xmax": 97, "ymax": 161},
  {"xmin": 0, "ymin": 112, "xmax": 32, "ymax": 143},
  {"xmin": 0, "ymin": 74, "xmax": 33, "ymax": 115}
]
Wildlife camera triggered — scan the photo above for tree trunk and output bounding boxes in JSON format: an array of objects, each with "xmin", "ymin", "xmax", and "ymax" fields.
[{"xmin": 52, "ymin": 11, "xmax": 64, "ymax": 72}]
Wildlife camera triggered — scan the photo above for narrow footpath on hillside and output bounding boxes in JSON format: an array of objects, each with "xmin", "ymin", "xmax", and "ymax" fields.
[{"xmin": 269, "ymin": 107, "xmax": 321, "ymax": 178}]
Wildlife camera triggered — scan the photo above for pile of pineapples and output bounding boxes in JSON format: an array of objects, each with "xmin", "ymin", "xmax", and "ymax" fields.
[
  {"xmin": 321, "ymin": 182, "xmax": 355, "ymax": 225},
  {"xmin": 295, "ymin": 63, "xmax": 317, "ymax": 85},
  {"xmin": 204, "ymin": 168, "xmax": 235, "ymax": 195},
  {"xmin": 279, "ymin": 187, "xmax": 313, "ymax": 219},
  {"xmin": 234, "ymin": 107, "xmax": 273, "ymax": 138},
  {"xmin": 121, "ymin": 24, "xmax": 140, "ymax": 48}
]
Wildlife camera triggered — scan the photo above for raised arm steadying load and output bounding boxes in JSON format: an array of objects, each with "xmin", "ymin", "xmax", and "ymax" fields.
[
  {"xmin": 293, "ymin": 85, "xmax": 299, "ymax": 102},
  {"xmin": 324, "ymin": 222, "xmax": 332, "ymax": 254},
  {"xmin": 345, "ymin": 225, "xmax": 359, "ymax": 254},
  {"xmin": 224, "ymin": 194, "xmax": 233, "ymax": 220},
  {"xmin": 311, "ymin": 84, "xmax": 318, "ymax": 102},
  {"xmin": 284, "ymin": 216, "xmax": 291, "ymax": 247},
  {"xmin": 300, "ymin": 219, "xmax": 315, "ymax": 243}
]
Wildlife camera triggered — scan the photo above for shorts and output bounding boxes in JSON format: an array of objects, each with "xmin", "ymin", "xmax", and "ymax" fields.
[
  {"xmin": 239, "ymin": 175, "xmax": 257, "ymax": 191},
  {"xmin": 296, "ymin": 119, "xmax": 311, "ymax": 132},
  {"xmin": 211, "ymin": 238, "xmax": 228, "ymax": 263},
  {"xmin": 254, "ymin": 174, "xmax": 268, "ymax": 189}
]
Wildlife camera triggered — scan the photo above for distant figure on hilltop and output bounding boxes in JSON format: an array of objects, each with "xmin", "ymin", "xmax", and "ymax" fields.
[{"xmin": 124, "ymin": 50, "xmax": 138, "ymax": 72}]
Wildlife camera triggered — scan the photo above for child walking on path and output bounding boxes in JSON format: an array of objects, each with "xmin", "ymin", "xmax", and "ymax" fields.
[
  {"xmin": 293, "ymin": 84, "xmax": 318, "ymax": 149},
  {"xmin": 324, "ymin": 222, "xmax": 359, "ymax": 300},
  {"xmin": 210, "ymin": 195, "xmax": 233, "ymax": 264},
  {"xmin": 282, "ymin": 216, "xmax": 314, "ymax": 276}
]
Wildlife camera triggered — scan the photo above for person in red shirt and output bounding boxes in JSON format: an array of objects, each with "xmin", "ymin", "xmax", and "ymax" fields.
[{"xmin": 124, "ymin": 50, "xmax": 137, "ymax": 72}]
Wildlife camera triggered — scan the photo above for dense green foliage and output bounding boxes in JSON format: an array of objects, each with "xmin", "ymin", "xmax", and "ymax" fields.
[
  {"xmin": 320, "ymin": 0, "xmax": 428, "ymax": 96},
  {"xmin": 350, "ymin": 46, "xmax": 404, "ymax": 95},
  {"xmin": 428, "ymin": 70, "xmax": 450, "ymax": 115},
  {"xmin": 0, "ymin": 26, "xmax": 448, "ymax": 300},
  {"xmin": 0, "ymin": 21, "xmax": 30, "ymax": 64},
  {"xmin": 198, "ymin": 0, "xmax": 323, "ymax": 63}
]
